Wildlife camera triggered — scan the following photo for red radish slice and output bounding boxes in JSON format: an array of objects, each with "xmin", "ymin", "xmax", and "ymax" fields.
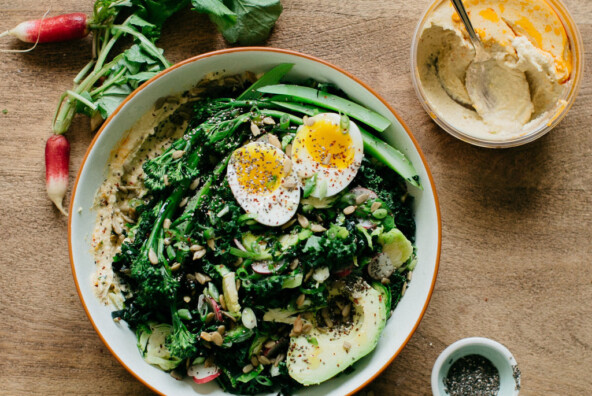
[
  {"xmin": 234, "ymin": 238, "xmax": 246, "ymax": 251},
  {"xmin": 357, "ymin": 218, "xmax": 377, "ymax": 230},
  {"xmin": 206, "ymin": 297, "xmax": 223, "ymax": 322},
  {"xmin": 45, "ymin": 135, "xmax": 70, "ymax": 215},
  {"xmin": 188, "ymin": 364, "xmax": 221, "ymax": 384},
  {"xmin": 351, "ymin": 186, "xmax": 378, "ymax": 200},
  {"xmin": 333, "ymin": 266, "xmax": 353, "ymax": 278},
  {"xmin": 251, "ymin": 261, "xmax": 283, "ymax": 275},
  {"xmin": 1, "ymin": 13, "xmax": 89, "ymax": 43}
]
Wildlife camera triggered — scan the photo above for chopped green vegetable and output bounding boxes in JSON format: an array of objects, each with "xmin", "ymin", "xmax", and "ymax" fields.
[{"xmin": 258, "ymin": 84, "xmax": 391, "ymax": 132}]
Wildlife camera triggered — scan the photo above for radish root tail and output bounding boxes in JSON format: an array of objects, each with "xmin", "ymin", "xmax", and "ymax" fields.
[{"xmin": 0, "ymin": 9, "xmax": 49, "ymax": 53}]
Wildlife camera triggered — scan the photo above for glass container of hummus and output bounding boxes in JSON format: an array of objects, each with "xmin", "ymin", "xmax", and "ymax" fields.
[{"xmin": 411, "ymin": 0, "xmax": 583, "ymax": 148}]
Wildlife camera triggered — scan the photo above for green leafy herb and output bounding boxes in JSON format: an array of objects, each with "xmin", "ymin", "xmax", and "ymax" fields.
[
  {"xmin": 302, "ymin": 173, "xmax": 317, "ymax": 198},
  {"xmin": 197, "ymin": 0, "xmax": 283, "ymax": 45}
]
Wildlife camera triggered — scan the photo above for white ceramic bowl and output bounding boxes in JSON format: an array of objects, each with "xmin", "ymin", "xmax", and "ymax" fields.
[
  {"xmin": 432, "ymin": 337, "xmax": 520, "ymax": 396},
  {"xmin": 68, "ymin": 48, "xmax": 441, "ymax": 396}
]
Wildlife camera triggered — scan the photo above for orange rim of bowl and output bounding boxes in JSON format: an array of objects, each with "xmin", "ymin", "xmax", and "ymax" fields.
[{"xmin": 68, "ymin": 47, "xmax": 442, "ymax": 396}]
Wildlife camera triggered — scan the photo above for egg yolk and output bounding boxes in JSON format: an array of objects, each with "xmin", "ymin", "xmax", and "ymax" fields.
[
  {"xmin": 293, "ymin": 119, "xmax": 354, "ymax": 169},
  {"xmin": 231, "ymin": 144, "xmax": 284, "ymax": 195}
]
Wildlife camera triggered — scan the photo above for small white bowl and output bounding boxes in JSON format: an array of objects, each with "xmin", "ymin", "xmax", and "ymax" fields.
[{"xmin": 432, "ymin": 337, "xmax": 521, "ymax": 396}]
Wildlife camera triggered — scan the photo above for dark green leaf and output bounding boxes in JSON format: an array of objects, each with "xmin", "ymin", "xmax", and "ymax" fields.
[
  {"xmin": 208, "ymin": 0, "xmax": 282, "ymax": 45},
  {"xmin": 191, "ymin": 0, "xmax": 237, "ymax": 24}
]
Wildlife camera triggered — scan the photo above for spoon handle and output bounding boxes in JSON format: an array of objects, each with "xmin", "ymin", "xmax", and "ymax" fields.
[{"xmin": 450, "ymin": 0, "xmax": 481, "ymax": 46}]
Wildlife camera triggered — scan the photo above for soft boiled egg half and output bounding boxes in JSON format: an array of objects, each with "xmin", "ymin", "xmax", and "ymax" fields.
[
  {"xmin": 227, "ymin": 141, "xmax": 300, "ymax": 227},
  {"xmin": 292, "ymin": 113, "xmax": 364, "ymax": 198}
]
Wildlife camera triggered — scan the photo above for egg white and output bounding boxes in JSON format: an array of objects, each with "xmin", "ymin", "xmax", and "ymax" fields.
[
  {"xmin": 291, "ymin": 113, "xmax": 364, "ymax": 198},
  {"xmin": 227, "ymin": 142, "xmax": 300, "ymax": 227}
]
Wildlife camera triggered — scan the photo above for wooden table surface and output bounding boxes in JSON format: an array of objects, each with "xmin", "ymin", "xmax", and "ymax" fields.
[{"xmin": 1, "ymin": 0, "xmax": 591, "ymax": 395}]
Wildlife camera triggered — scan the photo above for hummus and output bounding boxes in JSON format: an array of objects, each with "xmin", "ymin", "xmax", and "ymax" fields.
[{"xmin": 417, "ymin": 0, "xmax": 572, "ymax": 140}]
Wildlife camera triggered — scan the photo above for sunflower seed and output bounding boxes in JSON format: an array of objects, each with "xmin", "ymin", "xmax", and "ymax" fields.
[
  {"xmin": 311, "ymin": 224, "xmax": 326, "ymax": 233},
  {"xmin": 285, "ymin": 144, "xmax": 293, "ymax": 158},
  {"xmin": 193, "ymin": 249, "xmax": 206, "ymax": 260},
  {"xmin": 289, "ymin": 259, "xmax": 299, "ymax": 270},
  {"xmin": 163, "ymin": 238, "xmax": 171, "ymax": 246},
  {"xmin": 303, "ymin": 115, "xmax": 314, "ymax": 127},
  {"xmin": 200, "ymin": 332, "xmax": 212, "ymax": 342},
  {"xmin": 343, "ymin": 205, "xmax": 356, "ymax": 215},
  {"xmin": 170, "ymin": 262, "xmax": 181, "ymax": 272},
  {"xmin": 179, "ymin": 197, "xmax": 188, "ymax": 208},
  {"xmin": 149, "ymin": 249, "xmax": 158, "ymax": 265},
  {"xmin": 262, "ymin": 116, "xmax": 276, "ymax": 125},
  {"xmin": 217, "ymin": 325, "xmax": 226, "ymax": 335},
  {"xmin": 274, "ymin": 353, "xmax": 285, "ymax": 366},
  {"xmin": 163, "ymin": 218, "xmax": 171, "ymax": 230},
  {"xmin": 251, "ymin": 356, "xmax": 259, "ymax": 367},
  {"xmin": 304, "ymin": 268, "xmax": 314, "ymax": 282},
  {"xmin": 297, "ymin": 214, "xmax": 310, "ymax": 229},
  {"xmin": 283, "ymin": 158, "xmax": 292, "ymax": 176},
  {"xmin": 211, "ymin": 331, "xmax": 224, "ymax": 346},
  {"xmin": 219, "ymin": 295, "xmax": 227, "ymax": 311},
  {"xmin": 207, "ymin": 239, "xmax": 216, "ymax": 250},
  {"xmin": 282, "ymin": 180, "xmax": 297, "ymax": 189},
  {"xmin": 172, "ymin": 150, "xmax": 185, "ymax": 159},
  {"xmin": 371, "ymin": 201, "xmax": 382, "ymax": 212},
  {"xmin": 242, "ymin": 364, "xmax": 254, "ymax": 374},
  {"xmin": 112, "ymin": 220, "xmax": 122, "ymax": 235},
  {"xmin": 322, "ymin": 153, "xmax": 332, "ymax": 165},
  {"xmin": 296, "ymin": 293, "xmax": 306, "ymax": 307},
  {"xmin": 190, "ymin": 244, "xmax": 205, "ymax": 252},
  {"xmin": 250, "ymin": 122, "xmax": 261, "ymax": 136},
  {"xmin": 355, "ymin": 193, "xmax": 370, "ymax": 205},
  {"xmin": 183, "ymin": 295, "xmax": 191, "ymax": 303},
  {"xmin": 163, "ymin": 174, "xmax": 169, "ymax": 186},
  {"xmin": 268, "ymin": 134, "xmax": 281, "ymax": 149},
  {"xmin": 401, "ymin": 282, "xmax": 407, "ymax": 296},
  {"xmin": 302, "ymin": 323, "xmax": 313, "ymax": 334},
  {"xmin": 265, "ymin": 340, "xmax": 277, "ymax": 349},
  {"xmin": 407, "ymin": 271, "xmax": 413, "ymax": 281},
  {"xmin": 293, "ymin": 315, "xmax": 303, "ymax": 334},
  {"xmin": 282, "ymin": 218, "xmax": 297, "ymax": 230},
  {"xmin": 205, "ymin": 312, "xmax": 215, "ymax": 324},
  {"xmin": 195, "ymin": 272, "xmax": 211, "ymax": 285},
  {"xmin": 342, "ymin": 304, "xmax": 351, "ymax": 318},
  {"xmin": 258, "ymin": 355, "xmax": 272, "ymax": 365},
  {"xmin": 190, "ymin": 178, "xmax": 201, "ymax": 190}
]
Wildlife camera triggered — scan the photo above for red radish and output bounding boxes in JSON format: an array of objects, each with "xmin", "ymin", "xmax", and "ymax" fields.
[
  {"xmin": 206, "ymin": 297, "xmax": 223, "ymax": 322},
  {"xmin": 45, "ymin": 135, "xmax": 70, "ymax": 215},
  {"xmin": 251, "ymin": 260, "xmax": 284, "ymax": 275},
  {"xmin": 333, "ymin": 266, "xmax": 353, "ymax": 278},
  {"xmin": 1, "ymin": 13, "xmax": 88, "ymax": 44},
  {"xmin": 188, "ymin": 364, "xmax": 221, "ymax": 384}
]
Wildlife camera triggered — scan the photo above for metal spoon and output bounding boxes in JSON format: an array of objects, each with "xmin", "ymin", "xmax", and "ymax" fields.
[{"xmin": 449, "ymin": 0, "xmax": 533, "ymax": 130}]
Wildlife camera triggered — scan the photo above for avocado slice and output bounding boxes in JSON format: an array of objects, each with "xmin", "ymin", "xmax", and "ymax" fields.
[{"xmin": 287, "ymin": 278, "xmax": 388, "ymax": 385}]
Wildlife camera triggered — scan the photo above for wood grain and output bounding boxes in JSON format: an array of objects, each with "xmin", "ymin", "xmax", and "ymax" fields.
[{"xmin": 0, "ymin": 1, "xmax": 591, "ymax": 395}]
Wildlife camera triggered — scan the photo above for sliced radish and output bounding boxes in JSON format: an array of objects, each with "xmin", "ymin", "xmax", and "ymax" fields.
[
  {"xmin": 251, "ymin": 260, "xmax": 284, "ymax": 275},
  {"xmin": 333, "ymin": 266, "xmax": 353, "ymax": 278},
  {"xmin": 188, "ymin": 363, "xmax": 221, "ymax": 384},
  {"xmin": 357, "ymin": 218, "xmax": 377, "ymax": 230},
  {"xmin": 206, "ymin": 297, "xmax": 223, "ymax": 322},
  {"xmin": 351, "ymin": 186, "xmax": 378, "ymax": 200}
]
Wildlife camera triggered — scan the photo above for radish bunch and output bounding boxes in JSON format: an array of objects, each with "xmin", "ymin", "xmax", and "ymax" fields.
[{"xmin": 2, "ymin": 12, "xmax": 91, "ymax": 215}]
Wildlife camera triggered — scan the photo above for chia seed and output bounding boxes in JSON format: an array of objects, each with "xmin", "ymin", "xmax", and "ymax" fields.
[{"xmin": 444, "ymin": 354, "xmax": 500, "ymax": 396}]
